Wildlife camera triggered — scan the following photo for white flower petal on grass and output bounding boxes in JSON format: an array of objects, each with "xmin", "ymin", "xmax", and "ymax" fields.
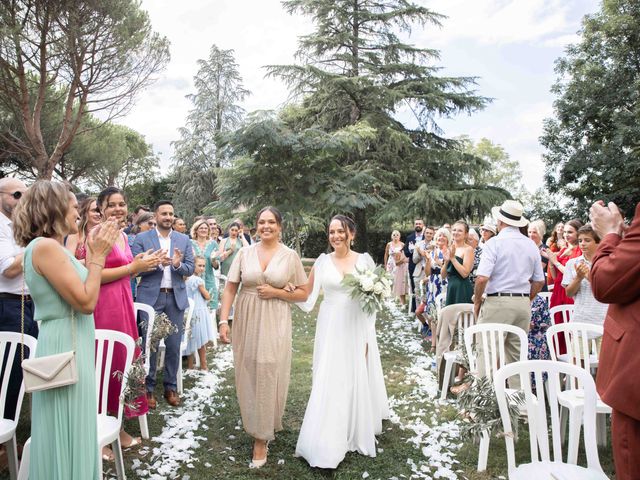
[{"xmin": 362, "ymin": 472, "xmax": 370, "ymax": 479}]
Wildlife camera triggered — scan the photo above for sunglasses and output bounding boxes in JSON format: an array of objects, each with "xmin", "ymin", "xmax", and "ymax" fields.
[{"xmin": 0, "ymin": 191, "xmax": 22, "ymax": 200}]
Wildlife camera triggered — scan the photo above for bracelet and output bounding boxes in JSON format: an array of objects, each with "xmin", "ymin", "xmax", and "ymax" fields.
[
  {"xmin": 89, "ymin": 261, "xmax": 104, "ymax": 269},
  {"xmin": 218, "ymin": 320, "xmax": 229, "ymax": 325},
  {"xmin": 126, "ymin": 264, "xmax": 132, "ymax": 275}
]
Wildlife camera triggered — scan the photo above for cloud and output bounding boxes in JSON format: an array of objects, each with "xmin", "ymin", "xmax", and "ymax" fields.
[{"xmin": 418, "ymin": 0, "xmax": 591, "ymax": 47}]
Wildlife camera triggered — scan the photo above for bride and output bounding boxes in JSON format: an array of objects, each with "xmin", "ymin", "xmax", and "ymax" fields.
[{"xmin": 294, "ymin": 215, "xmax": 389, "ymax": 469}]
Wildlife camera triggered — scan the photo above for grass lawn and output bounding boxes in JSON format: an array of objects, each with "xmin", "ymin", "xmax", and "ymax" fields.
[{"xmin": 3, "ymin": 301, "xmax": 616, "ymax": 479}]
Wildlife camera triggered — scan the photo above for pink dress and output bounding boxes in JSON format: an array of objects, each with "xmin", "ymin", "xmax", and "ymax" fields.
[
  {"xmin": 387, "ymin": 244, "xmax": 408, "ymax": 296},
  {"xmin": 94, "ymin": 234, "xmax": 148, "ymax": 418}
]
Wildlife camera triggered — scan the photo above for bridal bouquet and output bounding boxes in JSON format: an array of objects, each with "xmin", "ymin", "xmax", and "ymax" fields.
[{"xmin": 341, "ymin": 265, "xmax": 393, "ymax": 315}]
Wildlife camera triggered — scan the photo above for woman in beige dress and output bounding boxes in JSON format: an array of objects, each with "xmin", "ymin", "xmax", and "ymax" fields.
[{"xmin": 218, "ymin": 206, "xmax": 307, "ymax": 468}]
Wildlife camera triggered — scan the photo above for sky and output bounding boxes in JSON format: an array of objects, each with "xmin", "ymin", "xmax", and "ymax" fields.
[{"xmin": 119, "ymin": 0, "xmax": 601, "ymax": 192}]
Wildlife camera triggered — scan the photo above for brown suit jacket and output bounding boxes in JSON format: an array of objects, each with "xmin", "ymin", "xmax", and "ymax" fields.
[{"xmin": 591, "ymin": 202, "xmax": 640, "ymax": 420}]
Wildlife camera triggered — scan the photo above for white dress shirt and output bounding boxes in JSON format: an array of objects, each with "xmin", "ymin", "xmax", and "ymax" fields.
[
  {"xmin": 0, "ymin": 212, "xmax": 26, "ymax": 295},
  {"xmin": 477, "ymin": 226, "xmax": 544, "ymax": 294},
  {"xmin": 157, "ymin": 228, "xmax": 173, "ymax": 288}
]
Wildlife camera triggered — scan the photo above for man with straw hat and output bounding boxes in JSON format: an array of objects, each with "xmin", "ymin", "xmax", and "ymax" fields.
[{"xmin": 472, "ymin": 200, "xmax": 545, "ymax": 387}]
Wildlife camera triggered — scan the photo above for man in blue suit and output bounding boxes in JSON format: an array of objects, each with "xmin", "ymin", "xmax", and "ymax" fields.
[{"xmin": 133, "ymin": 200, "xmax": 194, "ymax": 407}]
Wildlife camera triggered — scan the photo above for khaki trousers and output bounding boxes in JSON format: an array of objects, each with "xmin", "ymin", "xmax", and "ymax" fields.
[{"xmin": 476, "ymin": 296, "xmax": 530, "ymax": 389}]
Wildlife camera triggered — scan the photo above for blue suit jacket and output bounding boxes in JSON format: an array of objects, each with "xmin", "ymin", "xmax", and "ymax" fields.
[{"xmin": 132, "ymin": 230, "xmax": 195, "ymax": 311}]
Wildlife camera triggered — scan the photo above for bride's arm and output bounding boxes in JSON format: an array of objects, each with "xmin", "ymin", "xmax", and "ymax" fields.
[{"xmin": 256, "ymin": 268, "xmax": 314, "ymax": 302}]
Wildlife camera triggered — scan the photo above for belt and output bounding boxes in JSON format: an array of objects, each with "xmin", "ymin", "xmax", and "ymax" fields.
[
  {"xmin": 0, "ymin": 292, "xmax": 31, "ymax": 302},
  {"xmin": 487, "ymin": 292, "xmax": 528, "ymax": 297},
  {"xmin": 159, "ymin": 288, "xmax": 174, "ymax": 293}
]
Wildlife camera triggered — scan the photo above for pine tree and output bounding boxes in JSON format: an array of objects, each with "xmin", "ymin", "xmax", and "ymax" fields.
[{"xmin": 266, "ymin": 0, "xmax": 505, "ymax": 241}]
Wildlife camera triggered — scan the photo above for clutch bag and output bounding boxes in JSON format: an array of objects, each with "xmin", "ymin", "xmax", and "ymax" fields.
[{"xmin": 22, "ymin": 351, "xmax": 78, "ymax": 393}]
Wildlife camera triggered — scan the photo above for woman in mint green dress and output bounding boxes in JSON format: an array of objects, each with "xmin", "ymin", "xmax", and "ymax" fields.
[
  {"xmin": 13, "ymin": 181, "xmax": 119, "ymax": 480},
  {"xmin": 190, "ymin": 218, "xmax": 219, "ymax": 310}
]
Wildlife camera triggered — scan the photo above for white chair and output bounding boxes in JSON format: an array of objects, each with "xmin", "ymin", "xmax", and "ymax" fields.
[
  {"xmin": 133, "ymin": 302, "xmax": 155, "ymax": 440},
  {"xmin": 177, "ymin": 298, "xmax": 195, "ymax": 395},
  {"xmin": 546, "ymin": 322, "xmax": 610, "ymax": 462},
  {"xmin": 494, "ymin": 360, "xmax": 608, "ymax": 479},
  {"xmin": 463, "ymin": 323, "xmax": 528, "ymax": 472},
  {"xmin": 95, "ymin": 329, "xmax": 135, "ymax": 480},
  {"xmin": 0, "ymin": 332, "xmax": 37, "ymax": 480},
  {"xmin": 537, "ymin": 292, "xmax": 551, "ymax": 307},
  {"xmin": 439, "ymin": 308, "xmax": 475, "ymax": 400},
  {"xmin": 435, "ymin": 303, "xmax": 473, "ymax": 384},
  {"xmin": 16, "ymin": 437, "xmax": 29, "ymax": 480}
]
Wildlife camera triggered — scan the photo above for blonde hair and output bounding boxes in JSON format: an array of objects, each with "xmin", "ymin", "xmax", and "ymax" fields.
[
  {"xmin": 529, "ymin": 219, "xmax": 546, "ymax": 238},
  {"xmin": 13, "ymin": 181, "xmax": 72, "ymax": 247},
  {"xmin": 433, "ymin": 227, "xmax": 452, "ymax": 245},
  {"xmin": 391, "ymin": 229, "xmax": 401, "ymax": 239},
  {"xmin": 190, "ymin": 218, "xmax": 210, "ymax": 240}
]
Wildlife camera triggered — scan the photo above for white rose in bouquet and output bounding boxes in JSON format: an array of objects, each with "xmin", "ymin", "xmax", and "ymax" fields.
[
  {"xmin": 373, "ymin": 282, "xmax": 384, "ymax": 295},
  {"xmin": 360, "ymin": 277, "xmax": 375, "ymax": 292}
]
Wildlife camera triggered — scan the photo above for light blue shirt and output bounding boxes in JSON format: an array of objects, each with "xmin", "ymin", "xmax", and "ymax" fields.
[{"xmin": 477, "ymin": 226, "xmax": 544, "ymax": 294}]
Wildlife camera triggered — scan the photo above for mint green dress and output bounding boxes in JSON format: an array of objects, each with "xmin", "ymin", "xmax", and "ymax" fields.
[{"xmin": 24, "ymin": 238, "xmax": 100, "ymax": 480}]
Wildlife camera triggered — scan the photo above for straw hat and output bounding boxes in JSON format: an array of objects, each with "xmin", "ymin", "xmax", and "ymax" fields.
[{"xmin": 491, "ymin": 200, "xmax": 529, "ymax": 228}]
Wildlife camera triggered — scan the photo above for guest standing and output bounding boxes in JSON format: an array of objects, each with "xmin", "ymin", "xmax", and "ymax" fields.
[
  {"xmin": 473, "ymin": 201, "xmax": 545, "ymax": 388},
  {"xmin": 547, "ymin": 219, "xmax": 583, "ymax": 355},
  {"xmin": 441, "ymin": 220, "xmax": 474, "ymax": 305},
  {"xmin": 190, "ymin": 219, "xmax": 219, "ymax": 312},
  {"xmin": 0, "ymin": 177, "xmax": 36, "ymax": 421},
  {"xmin": 14, "ymin": 180, "xmax": 119, "ymax": 480},
  {"xmin": 403, "ymin": 219, "xmax": 425, "ymax": 311},
  {"xmin": 384, "ymin": 230, "xmax": 408, "ymax": 305},
  {"xmin": 218, "ymin": 222, "xmax": 249, "ymax": 277},
  {"xmin": 65, "ymin": 196, "xmax": 102, "ymax": 262},
  {"xmin": 93, "ymin": 187, "xmax": 160, "ymax": 453},
  {"xmin": 219, "ymin": 206, "xmax": 307, "ymax": 468},
  {"xmin": 527, "ymin": 220, "xmax": 552, "ymax": 363},
  {"xmin": 132, "ymin": 201, "xmax": 195, "ymax": 408},
  {"xmin": 590, "ymin": 200, "xmax": 640, "ymax": 480}
]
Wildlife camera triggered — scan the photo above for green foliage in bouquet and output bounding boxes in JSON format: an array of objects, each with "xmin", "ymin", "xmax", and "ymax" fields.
[{"xmin": 341, "ymin": 265, "xmax": 393, "ymax": 315}]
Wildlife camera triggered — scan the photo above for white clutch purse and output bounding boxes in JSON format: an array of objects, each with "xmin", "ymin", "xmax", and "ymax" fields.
[
  {"xmin": 21, "ymin": 272, "xmax": 78, "ymax": 393},
  {"xmin": 22, "ymin": 351, "xmax": 78, "ymax": 393}
]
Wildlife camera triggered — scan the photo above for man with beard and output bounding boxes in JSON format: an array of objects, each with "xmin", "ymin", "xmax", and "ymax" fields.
[
  {"xmin": 133, "ymin": 200, "xmax": 194, "ymax": 408},
  {"xmin": 403, "ymin": 219, "xmax": 425, "ymax": 312},
  {"xmin": 0, "ymin": 178, "xmax": 37, "ymax": 423}
]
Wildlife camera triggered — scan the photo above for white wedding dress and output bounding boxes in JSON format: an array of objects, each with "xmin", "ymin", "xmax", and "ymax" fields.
[{"xmin": 295, "ymin": 253, "xmax": 390, "ymax": 468}]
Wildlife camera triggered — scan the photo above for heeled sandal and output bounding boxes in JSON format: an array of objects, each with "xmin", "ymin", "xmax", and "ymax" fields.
[{"xmin": 249, "ymin": 440, "xmax": 270, "ymax": 469}]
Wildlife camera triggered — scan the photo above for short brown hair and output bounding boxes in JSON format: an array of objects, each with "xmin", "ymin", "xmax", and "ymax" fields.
[
  {"xmin": 578, "ymin": 223, "xmax": 601, "ymax": 243},
  {"xmin": 13, "ymin": 181, "xmax": 73, "ymax": 247}
]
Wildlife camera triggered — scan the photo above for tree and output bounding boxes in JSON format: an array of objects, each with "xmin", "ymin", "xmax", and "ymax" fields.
[
  {"xmin": 0, "ymin": 0, "xmax": 169, "ymax": 179},
  {"xmin": 266, "ymin": 0, "xmax": 503, "ymax": 245},
  {"xmin": 541, "ymin": 0, "xmax": 640, "ymax": 219},
  {"xmin": 214, "ymin": 108, "xmax": 379, "ymax": 254},
  {"xmin": 171, "ymin": 45, "xmax": 249, "ymax": 223},
  {"xmin": 458, "ymin": 136, "xmax": 526, "ymax": 199},
  {"xmin": 68, "ymin": 122, "xmax": 159, "ymax": 190}
]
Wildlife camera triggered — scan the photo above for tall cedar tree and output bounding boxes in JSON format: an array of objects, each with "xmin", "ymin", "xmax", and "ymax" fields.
[{"xmin": 267, "ymin": 0, "xmax": 507, "ymax": 245}]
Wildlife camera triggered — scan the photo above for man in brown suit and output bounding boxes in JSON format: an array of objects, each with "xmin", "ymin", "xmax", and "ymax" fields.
[{"xmin": 590, "ymin": 200, "xmax": 640, "ymax": 480}]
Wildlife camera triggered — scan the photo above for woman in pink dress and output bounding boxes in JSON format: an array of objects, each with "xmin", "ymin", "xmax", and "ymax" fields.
[
  {"xmin": 94, "ymin": 187, "xmax": 161, "ymax": 458},
  {"xmin": 546, "ymin": 218, "xmax": 583, "ymax": 355},
  {"xmin": 383, "ymin": 230, "xmax": 409, "ymax": 304}
]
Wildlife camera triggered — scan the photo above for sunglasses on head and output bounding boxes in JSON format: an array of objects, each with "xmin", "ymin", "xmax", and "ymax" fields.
[{"xmin": 1, "ymin": 191, "xmax": 22, "ymax": 200}]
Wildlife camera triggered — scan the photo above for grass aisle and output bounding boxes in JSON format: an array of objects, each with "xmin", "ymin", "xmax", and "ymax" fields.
[{"xmin": 119, "ymin": 300, "xmax": 463, "ymax": 480}]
